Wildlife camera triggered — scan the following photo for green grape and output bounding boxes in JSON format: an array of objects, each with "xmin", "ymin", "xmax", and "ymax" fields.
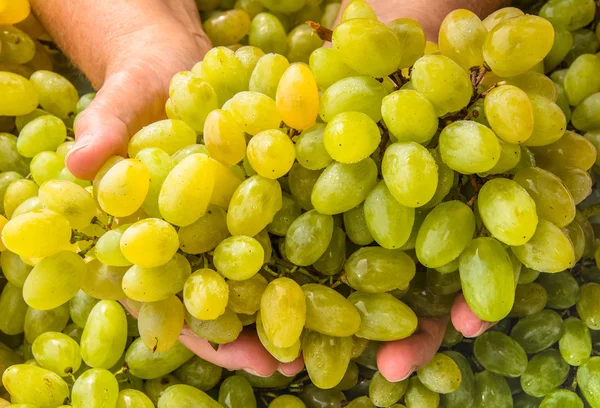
[
  {"xmin": 158, "ymin": 384, "xmax": 222, "ymax": 408},
  {"xmin": 116, "ymin": 389, "xmax": 155, "ymax": 408},
  {"xmin": 288, "ymin": 163, "xmax": 320, "ymax": 210},
  {"xmin": 503, "ymin": 71, "xmax": 557, "ymax": 101},
  {"xmin": 249, "ymin": 13, "xmax": 288, "ymax": 55},
  {"xmin": 119, "ymin": 218, "xmax": 178, "ymax": 268},
  {"xmin": 11, "ymin": 196, "xmax": 42, "ymax": 218},
  {"xmin": 368, "ymin": 371, "xmax": 407, "ymax": 406},
  {"xmin": 348, "ymin": 291, "xmax": 417, "ymax": 341},
  {"xmin": 203, "ymin": 109, "xmax": 246, "ymax": 167},
  {"xmin": 80, "ymin": 300, "xmax": 127, "ymax": 369},
  {"xmin": 287, "ymin": 24, "xmax": 323, "ymax": 64},
  {"xmin": 295, "ymin": 124, "xmax": 331, "ymax": 172},
  {"xmin": 509, "ymin": 283, "xmax": 548, "ymax": 317},
  {"xmin": 564, "ymin": 54, "xmax": 600, "ymax": 106},
  {"xmin": 482, "ymin": 7, "xmax": 523, "ymax": 30},
  {"xmin": 256, "ymin": 312, "xmax": 301, "ymax": 363},
  {"xmin": 185, "ymin": 307, "xmax": 243, "ymax": 344},
  {"xmin": 438, "ymin": 9, "xmax": 486, "ymax": 71},
  {"xmin": 284, "ymin": 210, "xmax": 333, "ymax": 266},
  {"xmin": 0, "ymin": 25, "xmax": 34, "ymax": 63},
  {"xmin": 227, "ymin": 273, "xmax": 267, "ymax": 315},
  {"xmin": 126, "ymin": 338, "xmax": 194, "ymax": 380},
  {"xmin": 572, "ymin": 92, "xmax": 600, "ymax": 132},
  {"xmin": 320, "ymin": 76, "xmax": 387, "ymax": 123},
  {"xmin": 207, "ymin": 157, "xmax": 243, "ymax": 209},
  {"xmin": 577, "ymin": 357, "xmax": 600, "ymax": 408},
  {"xmin": 554, "ymin": 82, "xmax": 572, "ymax": 122},
  {"xmin": 473, "ymin": 332, "xmax": 527, "ymax": 377},
  {"xmin": 388, "ymin": 18, "xmax": 426, "ymax": 69},
  {"xmin": 382, "ymin": 142, "xmax": 438, "ymax": 207},
  {"xmin": 0, "ymin": 341, "xmax": 22, "ymax": 379},
  {"xmin": 235, "ymin": 45, "xmax": 264, "ymax": 85},
  {"xmin": 266, "ymin": 194, "xmax": 299, "ymax": 237},
  {"xmin": 442, "ymin": 321, "xmax": 463, "ymax": 348},
  {"xmin": 416, "ymin": 200, "xmax": 475, "ymax": 268},
  {"xmin": 260, "ymin": 277, "xmax": 305, "ymax": 348},
  {"xmin": 0, "ymin": 72, "xmax": 38, "ymax": 116},
  {"xmin": 179, "ymin": 205, "xmax": 229, "ymax": 254},
  {"xmin": 483, "ymin": 15, "xmax": 554, "ymax": 78},
  {"xmin": 417, "ymin": 353, "xmax": 462, "ymax": 394},
  {"xmin": 540, "ymin": 389, "xmax": 583, "ymax": 408},
  {"xmin": 484, "ymin": 85, "xmax": 534, "ymax": 144},
  {"xmin": 249, "ymin": 53, "xmax": 289, "ymax": 99},
  {"xmin": 435, "ymin": 256, "xmax": 459, "ymax": 274},
  {"xmin": 537, "ymin": 271, "xmax": 580, "ymax": 309},
  {"xmin": 311, "ymin": 158, "xmax": 377, "ymax": 214},
  {"xmin": 122, "ymin": 253, "xmax": 191, "ymax": 302},
  {"xmin": 440, "ymin": 351, "xmax": 475, "ymax": 408},
  {"xmin": 183, "ymin": 268, "xmax": 229, "ymax": 320},
  {"xmin": 198, "ymin": 47, "xmax": 247, "ymax": 105},
  {"xmin": 309, "ymin": 48, "xmax": 357, "ymax": 91},
  {"xmin": 340, "ymin": 0, "xmax": 376, "ymax": 21},
  {"xmin": 15, "ymin": 109, "xmax": 51, "ymax": 133},
  {"xmin": 56, "ymin": 166, "xmax": 90, "ymax": 188},
  {"xmin": 24, "ymin": 304, "xmax": 70, "ymax": 343},
  {"xmin": 334, "ymin": 361, "xmax": 359, "ymax": 391},
  {"xmin": 0, "ymin": 133, "xmax": 30, "ymax": 176},
  {"xmin": 559, "ymin": 317, "xmax": 591, "ymax": 367},
  {"xmin": 411, "ymin": 54, "xmax": 472, "ymax": 116},
  {"xmin": 303, "ymin": 330, "xmax": 353, "ymax": 389},
  {"xmin": 563, "ymin": 219, "xmax": 585, "ymax": 262},
  {"xmin": 555, "ymin": 168, "xmax": 592, "ymax": 205},
  {"xmin": 29, "ymin": 151, "xmax": 64, "ymax": 186},
  {"xmin": 214, "ymin": 235, "xmax": 264, "ymax": 280},
  {"xmin": 510, "ymin": 309, "xmax": 563, "ymax": 353},
  {"xmin": 144, "ymin": 375, "xmax": 181, "ymax": 405},
  {"xmin": 1, "ymin": 364, "xmax": 69, "ymax": 407},
  {"xmin": 343, "ymin": 204, "xmax": 374, "ymax": 245},
  {"xmin": 75, "ymin": 92, "xmax": 95, "ymax": 114},
  {"xmin": 477, "ymin": 178, "xmax": 538, "ymax": 246},
  {"xmin": 134, "ymin": 147, "xmax": 175, "ymax": 218},
  {"xmin": 381, "ymin": 90, "xmax": 438, "ymax": 144},
  {"xmin": 539, "ymin": 0, "xmax": 596, "ymax": 31},
  {"xmin": 532, "ymin": 130, "xmax": 597, "ymax": 172},
  {"xmin": 29, "ymin": 71, "xmax": 78, "ymax": 119},
  {"xmin": 227, "ymin": 174, "xmax": 282, "ymax": 236},
  {"xmin": 96, "ymin": 158, "xmax": 149, "ymax": 218},
  {"xmin": 22, "ymin": 251, "xmax": 86, "ymax": 310},
  {"xmin": 473, "ymin": 371, "xmax": 511, "ymax": 408},
  {"xmin": 32, "ymin": 331, "xmax": 81, "ymax": 377},
  {"xmin": 577, "ymin": 283, "xmax": 600, "ymax": 330},
  {"xmin": 401, "ymin": 272, "xmax": 456, "ymax": 317},
  {"xmin": 81, "ymin": 260, "xmax": 128, "ymax": 301},
  {"xmin": 72, "ymin": 368, "xmax": 119, "ymax": 408},
  {"xmin": 511, "ymin": 219, "xmax": 575, "ymax": 273},
  {"xmin": 218, "ymin": 375, "xmax": 256, "ymax": 408},
  {"xmin": 38, "ymin": 179, "xmax": 96, "ymax": 229},
  {"xmin": 0, "ymin": 283, "xmax": 27, "ymax": 335},
  {"xmin": 269, "ymin": 395, "xmax": 306, "ymax": 408},
  {"xmin": 174, "ymin": 356, "xmax": 222, "ymax": 391},
  {"xmin": 545, "ymin": 29, "xmax": 574, "ymax": 73},
  {"xmin": 0, "ymin": 250, "xmax": 32, "ymax": 287},
  {"xmin": 405, "ymin": 376, "xmax": 440, "ymax": 408},
  {"xmin": 246, "ymin": 129, "xmax": 295, "ymax": 178},
  {"xmin": 313, "ymin": 226, "xmax": 346, "ymax": 275},
  {"xmin": 204, "ymin": 10, "xmax": 251, "ymax": 46},
  {"xmin": 138, "ymin": 295, "xmax": 184, "ymax": 353},
  {"xmin": 343, "ymin": 246, "xmax": 415, "ymax": 293},
  {"xmin": 525, "ymin": 94, "xmax": 567, "ymax": 147},
  {"xmin": 158, "ymin": 153, "xmax": 214, "ymax": 226},
  {"xmin": 94, "ymin": 225, "xmax": 131, "ymax": 267},
  {"xmin": 128, "ymin": 119, "xmax": 196, "ymax": 158},
  {"xmin": 303, "ymin": 283, "xmax": 360, "ymax": 337},
  {"xmin": 352, "ymin": 339, "xmax": 380, "ymax": 369},
  {"xmin": 332, "ymin": 18, "xmax": 401, "ymax": 77},
  {"xmin": 518, "ymin": 267, "xmax": 540, "ymax": 284},
  {"xmin": 521, "ymin": 349, "xmax": 569, "ymax": 397},
  {"xmin": 439, "ymin": 120, "xmax": 500, "ymax": 174},
  {"xmin": 16, "ymin": 115, "xmax": 66, "ymax": 158},
  {"xmin": 69, "ymin": 290, "xmax": 98, "ymax": 329},
  {"xmin": 168, "ymin": 71, "xmax": 218, "ymax": 133},
  {"xmin": 0, "ymin": 171, "xmax": 23, "ymax": 214},
  {"xmin": 3, "ymin": 179, "xmax": 37, "ymax": 219}
]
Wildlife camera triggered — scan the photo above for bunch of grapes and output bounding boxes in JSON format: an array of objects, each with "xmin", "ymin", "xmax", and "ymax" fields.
[{"xmin": 1, "ymin": 0, "xmax": 600, "ymax": 406}]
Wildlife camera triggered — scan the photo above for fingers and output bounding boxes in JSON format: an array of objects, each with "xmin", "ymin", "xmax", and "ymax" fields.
[
  {"xmin": 279, "ymin": 355, "xmax": 304, "ymax": 377},
  {"xmin": 377, "ymin": 317, "xmax": 449, "ymax": 382},
  {"xmin": 450, "ymin": 294, "xmax": 496, "ymax": 338}
]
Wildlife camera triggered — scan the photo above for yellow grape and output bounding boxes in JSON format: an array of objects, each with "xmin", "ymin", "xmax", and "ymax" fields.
[
  {"xmin": 38, "ymin": 180, "xmax": 96, "ymax": 229},
  {"xmin": 438, "ymin": 9, "xmax": 487, "ymax": 71},
  {"xmin": 482, "ymin": 7, "xmax": 524, "ymax": 30},
  {"xmin": 323, "ymin": 111, "xmax": 381, "ymax": 164},
  {"xmin": 388, "ymin": 18, "xmax": 426, "ymax": 69},
  {"xmin": 224, "ymin": 91, "xmax": 281, "ymax": 135},
  {"xmin": 260, "ymin": 277, "xmax": 306, "ymax": 348},
  {"xmin": 524, "ymin": 94, "xmax": 567, "ymax": 147},
  {"xmin": 207, "ymin": 157, "xmax": 243, "ymax": 208},
  {"xmin": 120, "ymin": 218, "xmax": 179, "ymax": 268},
  {"xmin": 159, "ymin": 153, "xmax": 215, "ymax": 227},
  {"xmin": 276, "ymin": 63, "xmax": 319, "ymax": 130},
  {"xmin": 128, "ymin": 119, "xmax": 197, "ymax": 157},
  {"xmin": 2, "ymin": 365, "xmax": 69, "ymax": 407},
  {"xmin": 0, "ymin": 72, "xmax": 38, "ymax": 116},
  {"xmin": 246, "ymin": 129, "xmax": 296, "ymax": 179},
  {"xmin": 3, "ymin": 179, "xmax": 38, "ymax": 219},
  {"xmin": 0, "ymin": 0, "xmax": 30, "ymax": 24},
  {"xmin": 203, "ymin": 109, "xmax": 246, "ymax": 167},
  {"xmin": 381, "ymin": 89, "xmax": 438, "ymax": 144},
  {"xmin": 235, "ymin": 46, "xmax": 264, "ymax": 85},
  {"xmin": 0, "ymin": 214, "xmax": 7, "ymax": 251},
  {"xmin": 341, "ymin": 0, "xmax": 377, "ymax": 21},
  {"xmin": 81, "ymin": 259, "xmax": 128, "ymax": 300},
  {"xmin": 439, "ymin": 121, "xmax": 500, "ymax": 174},
  {"xmin": 97, "ymin": 158, "xmax": 150, "ymax": 217},
  {"xmin": 183, "ymin": 268, "xmax": 229, "ymax": 320},
  {"xmin": 135, "ymin": 147, "xmax": 175, "ymax": 219},
  {"xmin": 249, "ymin": 53, "xmax": 290, "ymax": 99},
  {"xmin": 178, "ymin": 205, "xmax": 230, "ymax": 254},
  {"xmin": 168, "ymin": 71, "xmax": 219, "ymax": 133},
  {"xmin": 80, "ymin": 300, "xmax": 128, "ymax": 369},
  {"xmin": 213, "ymin": 235, "xmax": 264, "ymax": 280},
  {"xmin": 203, "ymin": 10, "xmax": 251, "ymax": 46},
  {"xmin": 484, "ymin": 85, "xmax": 534, "ymax": 144},
  {"xmin": 138, "ymin": 295, "xmax": 184, "ymax": 352}
]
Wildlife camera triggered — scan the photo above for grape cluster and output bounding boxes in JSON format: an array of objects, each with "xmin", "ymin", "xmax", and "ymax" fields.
[{"xmin": 1, "ymin": 0, "xmax": 600, "ymax": 406}]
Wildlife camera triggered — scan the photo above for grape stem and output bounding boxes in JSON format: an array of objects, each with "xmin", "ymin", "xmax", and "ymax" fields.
[
  {"xmin": 582, "ymin": 203, "xmax": 600, "ymax": 219},
  {"xmin": 307, "ymin": 21, "xmax": 332, "ymax": 42},
  {"xmin": 70, "ymin": 230, "xmax": 99, "ymax": 244},
  {"xmin": 469, "ymin": 174, "xmax": 480, "ymax": 192},
  {"xmin": 377, "ymin": 121, "xmax": 390, "ymax": 162}
]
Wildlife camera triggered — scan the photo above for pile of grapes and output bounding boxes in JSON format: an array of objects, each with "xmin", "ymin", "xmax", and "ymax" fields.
[{"xmin": 1, "ymin": 0, "xmax": 600, "ymax": 406}]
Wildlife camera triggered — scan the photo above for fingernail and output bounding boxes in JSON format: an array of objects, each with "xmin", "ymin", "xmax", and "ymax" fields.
[
  {"xmin": 465, "ymin": 324, "xmax": 487, "ymax": 338},
  {"xmin": 243, "ymin": 368, "xmax": 268, "ymax": 378},
  {"xmin": 65, "ymin": 140, "xmax": 90, "ymax": 161},
  {"xmin": 277, "ymin": 367, "xmax": 296, "ymax": 377}
]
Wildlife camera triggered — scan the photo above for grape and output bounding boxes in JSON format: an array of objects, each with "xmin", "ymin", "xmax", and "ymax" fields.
[
  {"xmin": 69, "ymin": 290, "xmax": 98, "ymax": 329},
  {"xmin": 303, "ymin": 283, "xmax": 360, "ymax": 337},
  {"xmin": 311, "ymin": 225, "xmax": 345, "ymax": 275},
  {"xmin": 72, "ymin": 368, "xmax": 119, "ymax": 408},
  {"xmin": 183, "ymin": 268, "xmax": 228, "ymax": 321},
  {"xmin": 249, "ymin": 13, "xmax": 288, "ymax": 55},
  {"xmin": 122, "ymin": 253, "xmax": 191, "ymax": 302},
  {"xmin": 38, "ymin": 179, "xmax": 96, "ymax": 229},
  {"xmin": 521, "ymin": 349, "xmax": 569, "ymax": 397},
  {"xmin": 206, "ymin": 157, "xmax": 243, "ymax": 209},
  {"xmin": 0, "ymin": 250, "xmax": 32, "ymax": 288},
  {"xmin": 440, "ymin": 351, "xmax": 475, "ymax": 408},
  {"xmin": 235, "ymin": 46, "xmax": 265, "ymax": 84},
  {"xmin": 119, "ymin": 218, "xmax": 178, "ymax": 268},
  {"xmin": 16, "ymin": 115, "xmax": 66, "ymax": 158},
  {"xmin": 417, "ymin": 353, "xmax": 462, "ymax": 394},
  {"xmin": 381, "ymin": 90, "xmax": 438, "ymax": 144},
  {"xmin": 504, "ymin": 71, "xmax": 558, "ymax": 101},
  {"xmin": 572, "ymin": 92, "xmax": 600, "ymax": 132},
  {"xmin": 482, "ymin": 7, "xmax": 523, "ymax": 30},
  {"xmin": 439, "ymin": 121, "xmax": 500, "ymax": 174},
  {"xmin": 473, "ymin": 371, "xmax": 512, "ymax": 408},
  {"xmin": 249, "ymin": 53, "xmax": 289, "ymax": 99},
  {"xmin": 332, "ymin": 18, "xmax": 401, "ymax": 78},
  {"xmin": 555, "ymin": 168, "xmax": 593, "ymax": 205},
  {"xmin": 309, "ymin": 48, "xmax": 357, "ymax": 92},
  {"xmin": 285, "ymin": 209, "xmax": 333, "ymax": 266},
  {"xmin": 3, "ymin": 179, "xmax": 38, "ymax": 219},
  {"xmin": 178, "ymin": 205, "xmax": 229, "ymax": 254},
  {"xmin": 340, "ymin": 0, "xmax": 376, "ymax": 21},
  {"xmin": 564, "ymin": 54, "xmax": 600, "ymax": 106},
  {"xmin": 158, "ymin": 384, "xmax": 222, "ymax": 408},
  {"xmin": 559, "ymin": 317, "xmax": 592, "ymax": 367},
  {"xmin": 411, "ymin": 54, "xmax": 472, "ymax": 116},
  {"xmin": 11, "ymin": 196, "xmax": 42, "ymax": 218},
  {"xmin": 95, "ymin": 158, "xmax": 149, "ymax": 218},
  {"xmin": 24, "ymin": 304, "xmax": 70, "ymax": 344},
  {"xmin": 130, "ymin": 147, "xmax": 175, "ymax": 218},
  {"xmin": 540, "ymin": 389, "xmax": 583, "ymax": 408},
  {"xmin": 545, "ymin": 29, "xmax": 574, "ymax": 73},
  {"xmin": 126, "ymin": 338, "xmax": 194, "ymax": 380},
  {"xmin": 525, "ymin": 94, "xmax": 567, "ymax": 147},
  {"xmin": 325, "ymin": 112, "xmax": 380, "ymax": 164},
  {"xmin": 94, "ymin": 225, "xmax": 131, "ymax": 267},
  {"xmin": 269, "ymin": 395, "xmax": 306, "ymax": 408},
  {"xmin": 29, "ymin": 151, "xmax": 64, "ymax": 186},
  {"xmin": 256, "ymin": 312, "xmax": 301, "ymax": 363},
  {"xmin": 214, "ymin": 235, "xmax": 264, "ymax": 280},
  {"xmin": 203, "ymin": 110, "xmax": 246, "ymax": 167},
  {"xmin": 539, "ymin": 0, "xmax": 596, "ymax": 31},
  {"xmin": 509, "ymin": 283, "xmax": 548, "ymax": 318},
  {"xmin": 368, "ymin": 371, "xmax": 407, "ymax": 406},
  {"xmin": 227, "ymin": 273, "xmax": 267, "ymax": 315},
  {"xmin": 0, "ymin": 283, "xmax": 27, "ymax": 335},
  {"xmin": 246, "ymin": 129, "xmax": 295, "ymax": 178},
  {"xmin": 168, "ymin": 72, "xmax": 218, "ymax": 133},
  {"xmin": 144, "ymin": 374, "xmax": 181, "ymax": 405},
  {"xmin": 510, "ymin": 309, "xmax": 563, "ymax": 353},
  {"xmin": 484, "ymin": 85, "xmax": 534, "ymax": 144},
  {"xmin": 320, "ymin": 76, "xmax": 387, "ymax": 123},
  {"xmin": 343, "ymin": 204, "xmax": 374, "ymax": 246},
  {"xmin": 294, "ymin": 124, "xmax": 331, "ymax": 171},
  {"xmin": 537, "ymin": 271, "xmax": 580, "ymax": 309},
  {"xmin": 116, "ymin": 389, "xmax": 155, "ymax": 408},
  {"xmin": 185, "ymin": 307, "xmax": 243, "ymax": 344},
  {"xmin": 416, "ymin": 200, "xmax": 475, "ymax": 269},
  {"xmin": 1, "ymin": 364, "xmax": 69, "ymax": 407},
  {"xmin": 577, "ymin": 357, "xmax": 600, "ymax": 408},
  {"xmin": 348, "ymin": 291, "xmax": 417, "ymax": 341},
  {"xmin": 0, "ymin": 72, "xmax": 38, "ymax": 116},
  {"xmin": 438, "ymin": 9, "xmax": 486, "ymax": 71},
  {"xmin": 218, "ymin": 375, "xmax": 257, "ymax": 408},
  {"xmin": 32, "ymin": 331, "xmax": 81, "ymax": 377},
  {"xmin": 23, "ymin": 251, "xmax": 86, "ymax": 310},
  {"xmin": 138, "ymin": 295, "xmax": 184, "ymax": 353},
  {"xmin": 427, "ymin": 269, "xmax": 461, "ymax": 296},
  {"xmin": 128, "ymin": 119, "xmax": 196, "ymax": 159},
  {"xmin": 276, "ymin": 63, "xmax": 319, "ymax": 130},
  {"xmin": 477, "ymin": 178, "xmax": 538, "ymax": 246},
  {"xmin": 474, "ymin": 332, "xmax": 527, "ymax": 377},
  {"xmin": 303, "ymin": 330, "xmax": 353, "ymax": 389},
  {"xmin": 204, "ymin": 10, "xmax": 251, "ymax": 46},
  {"xmin": 174, "ymin": 356, "xmax": 222, "ymax": 391},
  {"xmin": 405, "ymin": 376, "xmax": 440, "ymax": 408},
  {"xmin": 532, "ymin": 130, "xmax": 597, "ymax": 172},
  {"xmin": 483, "ymin": 15, "xmax": 555, "ymax": 78},
  {"xmin": 80, "ymin": 300, "xmax": 128, "ymax": 369},
  {"xmin": 563, "ymin": 219, "xmax": 586, "ymax": 262},
  {"xmin": 388, "ymin": 18, "xmax": 426, "ymax": 69},
  {"xmin": 199, "ymin": 47, "xmax": 248, "ymax": 105},
  {"xmin": 577, "ymin": 283, "xmax": 600, "ymax": 330},
  {"xmin": 0, "ymin": 133, "xmax": 30, "ymax": 176},
  {"xmin": 343, "ymin": 246, "xmax": 415, "ymax": 293},
  {"xmin": 260, "ymin": 278, "xmax": 305, "ymax": 348}
]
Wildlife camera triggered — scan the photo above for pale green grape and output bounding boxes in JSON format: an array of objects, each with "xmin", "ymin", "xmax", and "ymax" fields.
[
  {"xmin": 0, "ymin": 72, "xmax": 38, "ymax": 116},
  {"xmin": 144, "ymin": 374, "xmax": 181, "ymax": 405},
  {"xmin": 295, "ymin": 123, "xmax": 332, "ymax": 171},
  {"xmin": 249, "ymin": 53, "xmax": 289, "ymax": 99},
  {"xmin": 0, "ymin": 133, "xmax": 30, "ymax": 175},
  {"xmin": 0, "ymin": 250, "xmax": 32, "ymax": 287},
  {"xmin": 183, "ymin": 268, "xmax": 228, "ymax": 320},
  {"xmin": 17, "ymin": 115, "xmax": 66, "ymax": 158},
  {"xmin": 224, "ymin": 90, "xmax": 281, "ymax": 136},
  {"xmin": 288, "ymin": 163, "xmax": 320, "ymax": 210},
  {"xmin": 69, "ymin": 290, "xmax": 98, "ymax": 328},
  {"xmin": 122, "ymin": 253, "xmax": 191, "ymax": 302},
  {"xmin": 332, "ymin": 18, "xmax": 401, "ymax": 77},
  {"xmin": 577, "ymin": 357, "xmax": 600, "ymax": 407},
  {"xmin": 235, "ymin": 46, "xmax": 264, "ymax": 85},
  {"xmin": 539, "ymin": 0, "xmax": 596, "ymax": 31},
  {"xmin": 116, "ymin": 389, "xmax": 155, "ymax": 408},
  {"xmin": 32, "ymin": 331, "xmax": 81, "ymax": 376},
  {"xmin": 198, "ymin": 47, "xmax": 247, "ymax": 105},
  {"xmin": 504, "ymin": 71, "xmax": 558, "ymax": 101},
  {"xmin": 157, "ymin": 384, "xmax": 222, "ymax": 408},
  {"xmin": 15, "ymin": 109, "xmax": 52, "ymax": 133},
  {"xmin": 287, "ymin": 24, "xmax": 324, "ymax": 64},
  {"xmin": 577, "ymin": 283, "xmax": 600, "ymax": 330},
  {"xmin": 482, "ymin": 7, "xmax": 523, "ymax": 30},
  {"xmin": 532, "ymin": 130, "xmax": 597, "ymax": 172},
  {"xmin": 417, "ymin": 353, "xmax": 462, "ymax": 394},
  {"xmin": 29, "ymin": 70, "xmax": 78, "ymax": 119},
  {"xmin": 218, "ymin": 375, "xmax": 257, "ymax": 408},
  {"xmin": 185, "ymin": 307, "xmax": 242, "ymax": 344},
  {"xmin": 438, "ymin": 9, "xmax": 486, "ymax": 71},
  {"xmin": 276, "ymin": 63, "xmax": 319, "ymax": 130},
  {"xmin": 204, "ymin": 10, "xmax": 251, "ymax": 46},
  {"xmin": 56, "ymin": 166, "xmax": 90, "ymax": 188},
  {"xmin": 572, "ymin": 92, "xmax": 600, "ymax": 132},
  {"xmin": 249, "ymin": 13, "xmax": 288, "ymax": 55},
  {"xmin": 227, "ymin": 273, "xmax": 267, "ymax": 315},
  {"xmin": 564, "ymin": 54, "xmax": 600, "ymax": 107},
  {"xmin": 483, "ymin": 15, "xmax": 555, "ymax": 77},
  {"xmin": 473, "ymin": 371, "xmax": 511, "ymax": 408},
  {"xmin": 320, "ymin": 76, "xmax": 387, "ymax": 123},
  {"xmin": 206, "ymin": 157, "xmax": 243, "ymax": 209},
  {"xmin": 3, "ymin": 179, "xmax": 37, "ymax": 219},
  {"xmin": 159, "ymin": 153, "xmax": 214, "ymax": 226},
  {"xmin": 556, "ymin": 168, "xmax": 592, "ymax": 206},
  {"xmin": 269, "ymin": 395, "xmax": 306, "ymax": 408},
  {"xmin": 562, "ymin": 220, "xmax": 585, "ymax": 263},
  {"xmin": 311, "ymin": 158, "xmax": 377, "ymax": 214},
  {"xmin": 540, "ymin": 389, "xmax": 583, "ymax": 408},
  {"xmin": 129, "ymin": 120, "xmax": 196, "ymax": 159},
  {"xmin": 405, "ymin": 376, "xmax": 440, "ymax": 408},
  {"xmin": 509, "ymin": 282, "xmax": 548, "ymax": 318},
  {"xmin": 521, "ymin": 349, "xmax": 569, "ymax": 397},
  {"xmin": 75, "ymin": 92, "xmax": 95, "ymax": 114},
  {"xmin": 80, "ymin": 300, "xmax": 127, "ymax": 369},
  {"xmin": 94, "ymin": 225, "xmax": 131, "ymax": 267},
  {"xmin": 203, "ymin": 109, "xmax": 246, "ymax": 167},
  {"xmin": 0, "ymin": 283, "xmax": 27, "ymax": 335},
  {"xmin": 246, "ymin": 129, "xmax": 295, "ymax": 178},
  {"xmin": 343, "ymin": 204, "xmax": 374, "ymax": 245},
  {"xmin": 29, "ymin": 151, "xmax": 64, "ymax": 186},
  {"xmin": 382, "ymin": 90, "xmax": 438, "ymax": 144},
  {"xmin": 309, "ymin": 48, "xmax": 357, "ymax": 90},
  {"xmin": 97, "ymin": 158, "xmax": 149, "ymax": 217},
  {"xmin": 559, "ymin": 317, "xmax": 591, "ymax": 366},
  {"xmin": 544, "ymin": 28, "xmax": 574, "ymax": 73},
  {"xmin": 0, "ymin": 25, "xmax": 35, "ymax": 63},
  {"xmin": 524, "ymin": 93, "xmax": 567, "ymax": 147},
  {"xmin": 138, "ymin": 295, "xmax": 184, "ymax": 353},
  {"xmin": 439, "ymin": 121, "xmax": 500, "ymax": 174},
  {"xmin": 174, "ymin": 356, "xmax": 222, "ymax": 391},
  {"xmin": 256, "ymin": 312, "xmax": 301, "ymax": 363},
  {"xmin": 368, "ymin": 371, "xmax": 407, "ymax": 407},
  {"xmin": 260, "ymin": 277, "xmax": 306, "ymax": 348},
  {"xmin": 168, "ymin": 71, "xmax": 218, "ymax": 133},
  {"xmin": 510, "ymin": 309, "xmax": 563, "ymax": 353},
  {"xmin": 23, "ymin": 251, "xmax": 86, "ymax": 310},
  {"xmin": 11, "ymin": 196, "xmax": 42, "ymax": 218},
  {"xmin": 0, "ymin": 171, "xmax": 23, "ymax": 214},
  {"xmin": 484, "ymin": 85, "xmax": 534, "ymax": 144},
  {"xmin": 213, "ymin": 235, "xmax": 264, "ymax": 280},
  {"xmin": 178, "ymin": 205, "xmax": 229, "ymax": 254},
  {"xmin": 303, "ymin": 283, "xmax": 360, "ymax": 336},
  {"xmin": 340, "ymin": 0, "xmax": 376, "ymax": 21},
  {"xmin": 72, "ymin": 368, "xmax": 119, "ymax": 408},
  {"xmin": 24, "ymin": 304, "xmax": 70, "ymax": 343},
  {"xmin": 119, "ymin": 218, "xmax": 178, "ymax": 267},
  {"xmin": 1, "ymin": 364, "xmax": 69, "ymax": 407},
  {"xmin": 459, "ymin": 237, "xmax": 515, "ymax": 321},
  {"xmin": 388, "ymin": 18, "xmax": 426, "ymax": 68},
  {"xmin": 38, "ymin": 179, "xmax": 96, "ymax": 229},
  {"xmin": 132, "ymin": 147, "xmax": 175, "ymax": 218},
  {"xmin": 474, "ymin": 331, "xmax": 527, "ymax": 377},
  {"xmin": 323, "ymin": 111, "xmax": 380, "ymax": 164},
  {"xmin": 285, "ymin": 210, "xmax": 333, "ymax": 266},
  {"xmin": 424, "ymin": 149, "xmax": 454, "ymax": 208},
  {"xmin": 411, "ymin": 54, "xmax": 472, "ymax": 116},
  {"xmin": 303, "ymin": 330, "xmax": 353, "ymax": 389}
]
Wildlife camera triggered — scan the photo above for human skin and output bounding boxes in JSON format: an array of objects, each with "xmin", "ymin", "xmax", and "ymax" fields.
[{"xmin": 31, "ymin": 0, "xmax": 504, "ymax": 381}]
